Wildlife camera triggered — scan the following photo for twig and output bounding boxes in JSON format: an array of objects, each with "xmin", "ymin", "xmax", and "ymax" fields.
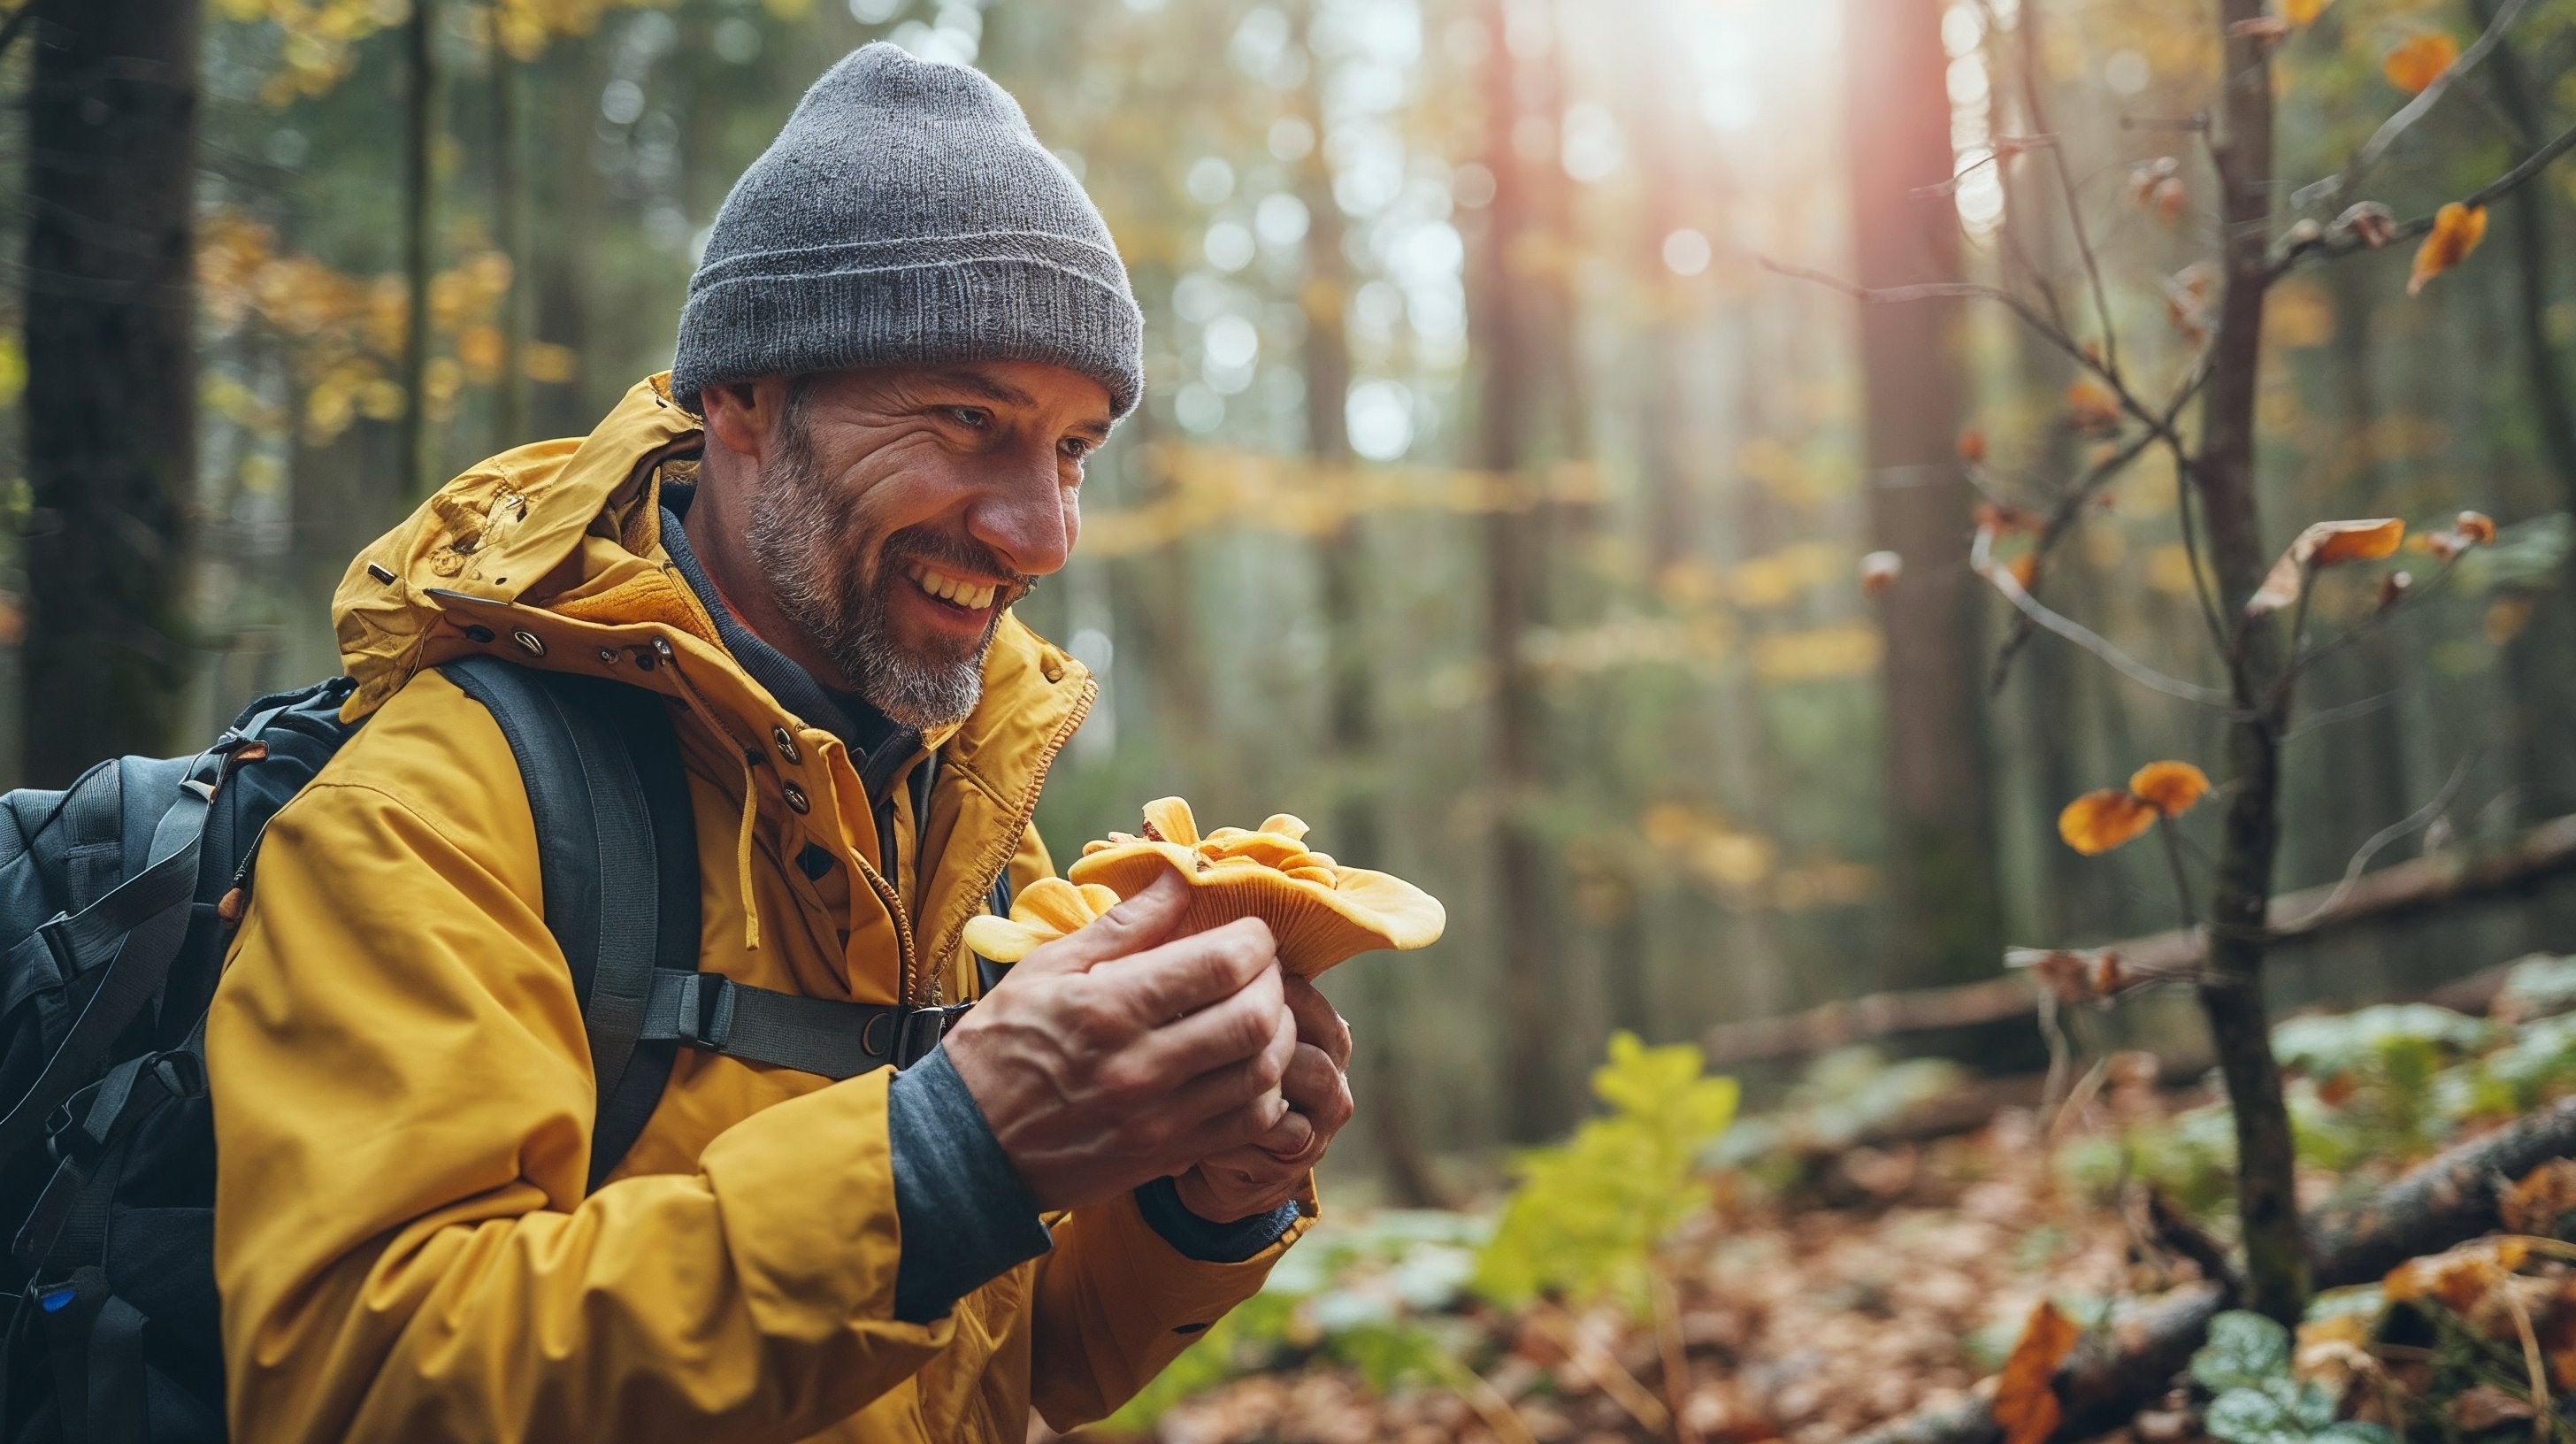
[
  {"xmin": 2288, "ymin": 554, "xmax": 2463, "ymax": 680},
  {"xmin": 1649, "ymin": 1266, "xmax": 1703, "ymax": 1444},
  {"xmin": 1429, "ymin": 1352, "xmax": 1541, "ymax": 1444},
  {"xmin": 2168, "ymin": 428, "xmax": 2240, "ymax": 672},
  {"xmin": 1990, "ymin": 359, "xmax": 2213, "ymax": 693},
  {"xmin": 2010, "ymin": 18, "xmax": 2123, "ymax": 380},
  {"xmin": 2272, "ymin": 754, "xmax": 2476, "ymax": 932},
  {"xmin": 1973, "ymin": 526, "xmax": 2235, "ymax": 704},
  {"xmin": 2501, "ymin": 1278, "xmax": 2553, "ymax": 1441},
  {"xmin": 2143, "ymin": 1185, "xmax": 2242, "ymax": 1300},
  {"xmin": 2155, "ymin": 817, "xmax": 2202, "ymax": 929},
  {"xmin": 1758, "ymin": 257, "xmax": 2207, "ymax": 489},
  {"xmin": 2295, "ymin": 0, "xmax": 2534, "ymax": 211},
  {"xmin": 2285, "ymin": 687, "xmax": 2404, "ymax": 739},
  {"xmin": 2279, "ymin": 115, "xmax": 2576, "ymax": 273},
  {"xmin": 1530, "ymin": 1308, "xmax": 1670, "ymax": 1436}
]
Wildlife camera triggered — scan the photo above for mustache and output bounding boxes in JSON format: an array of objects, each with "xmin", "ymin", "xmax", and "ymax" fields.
[{"xmin": 876, "ymin": 527, "xmax": 1039, "ymax": 607}]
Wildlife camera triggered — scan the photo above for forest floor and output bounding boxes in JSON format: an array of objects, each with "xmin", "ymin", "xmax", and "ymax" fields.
[{"xmin": 1075, "ymin": 956, "xmax": 2576, "ymax": 1444}]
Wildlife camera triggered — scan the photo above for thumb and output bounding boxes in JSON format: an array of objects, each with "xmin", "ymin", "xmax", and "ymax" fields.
[{"xmin": 1024, "ymin": 863, "xmax": 1192, "ymax": 972}]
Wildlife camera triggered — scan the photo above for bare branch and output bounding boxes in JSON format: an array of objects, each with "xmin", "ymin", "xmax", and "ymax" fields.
[
  {"xmin": 2278, "ymin": 115, "xmax": 2576, "ymax": 274},
  {"xmin": 2294, "ymin": 0, "xmax": 2534, "ymax": 212},
  {"xmin": 2271, "ymin": 754, "xmax": 2478, "ymax": 932},
  {"xmin": 2005, "ymin": 10, "xmax": 2124, "ymax": 380},
  {"xmin": 1971, "ymin": 526, "xmax": 2235, "ymax": 705},
  {"xmin": 2287, "ymin": 554, "xmax": 2463, "ymax": 680},
  {"xmin": 1990, "ymin": 359, "xmax": 2212, "ymax": 691}
]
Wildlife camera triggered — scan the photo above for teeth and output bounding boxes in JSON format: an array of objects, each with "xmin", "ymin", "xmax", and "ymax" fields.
[{"xmin": 908, "ymin": 565, "xmax": 996, "ymax": 610}]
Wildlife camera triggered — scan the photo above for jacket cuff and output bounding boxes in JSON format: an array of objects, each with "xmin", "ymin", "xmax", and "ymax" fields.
[
  {"xmin": 887, "ymin": 1043, "xmax": 1054, "ymax": 1323},
  {"xmin": 1131, "ymin": 1176, "xmax": 1300, "ymax": 1264}
]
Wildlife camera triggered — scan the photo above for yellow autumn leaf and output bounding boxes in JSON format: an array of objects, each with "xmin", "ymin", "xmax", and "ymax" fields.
[
  {"xmin": 2284, "ymin": 0, "xmax": 2331, "ymax": 25},
  {"xmin": 2382, "ymin": 32, "xmax": 2459, "ymax": 95},
  {"xmin": 2059, "ymin": 788, "xmax": 2158, "ymax": 855},
  {"xmin": 2409, "ymin": 203, "xmax": 2488, "ymax": 296},
  {"xmin": 2129, "ymin": 761, "xmax": 2211, "ymax": 817},
  {"xmin": 2243, "ymin": 518, "xmax": 2406, "ymax": 616}
]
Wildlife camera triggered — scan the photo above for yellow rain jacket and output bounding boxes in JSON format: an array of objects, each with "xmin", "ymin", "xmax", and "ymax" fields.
[{"xmin": 207, "ymin": 374, "xmax": 1307, "ymax": 1443}]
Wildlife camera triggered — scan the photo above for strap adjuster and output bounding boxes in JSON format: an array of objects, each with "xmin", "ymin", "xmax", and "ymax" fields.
[
  {"xmin": 671, "ymin": 974, "xmax": 736, "ymax": 1049},
  {"xmin": 891, "ymin": 1003, "xmax": 970, "ymax": 1069}
]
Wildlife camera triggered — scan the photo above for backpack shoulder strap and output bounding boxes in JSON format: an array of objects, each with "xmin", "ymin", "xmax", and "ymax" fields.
[{"xmin": 437, "ymin": 657, "xmax": 695, "ymax": 1192}]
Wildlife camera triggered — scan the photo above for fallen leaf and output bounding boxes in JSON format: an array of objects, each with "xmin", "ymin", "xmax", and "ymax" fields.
[
  {"xmin": 2128, "ymin": 762, "xmax": 2210, "ymax": 818},
  {"xmin": 2382, "ymin": 31, "xmax": 2459, "ymax": 95},
  {"xmin": 2244, "ymin": 518, "xmax": 2406, "ymax": 616},
  {"xmin": 1957, "ymin": 430, "xmax": 1988, "ymax": 464},
  {"xmin": 2503, "ymin": 1158, "xmax": 2576, "ymax": 1236},
  {"xmin": 1992, "ymin": 1301, "xmax": 2081, "ymax": 1444},
  {"xmin": 2408, "ymin": 202, "xmax": 2488, "ymax": 296},
  {"xmin": 2386, "ymin": 1237, "xmax": 2528, "ymax": 1315},
  {"xmin": 2060, "ymin": 789, "xmax": 2158, "ymax": 855},
  {"xmin": 2457, "ymin": 510, "xmax": 2497, "ymax": 544}
]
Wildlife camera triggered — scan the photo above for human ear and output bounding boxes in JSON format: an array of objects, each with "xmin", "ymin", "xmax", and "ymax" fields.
[{"xmin": 700, "ymin": 378, "xmax": 788, "ymax": 467}]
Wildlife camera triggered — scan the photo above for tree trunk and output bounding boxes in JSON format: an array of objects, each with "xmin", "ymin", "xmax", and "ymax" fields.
[
  {"xmin": 2196, "ymin": 0, "xmax": 2308, "ymax": 1326},
  {"xmin": 1297, "ymin": 18, "xmax": 1442, "ymax": 1204},
  {"xmin": 1473, "ymin": 0, "xmax": 1572, "ymax": 1142},
  {"xmin": 1840, "ymin": 0, "xmax": 2003, "ymax": 990},
  {"xmin": 20, "ymin": 0, "xmax": 202, "ymax": 784},
  {"xmin": 398, "ymin": 0, "xmax": 435, "ymax": 495}
]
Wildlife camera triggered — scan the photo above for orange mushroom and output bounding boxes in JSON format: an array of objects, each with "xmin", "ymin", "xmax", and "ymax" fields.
[{"xmin": 1061, "ymin": 796, "xmax": 1446, "ymax": 977}]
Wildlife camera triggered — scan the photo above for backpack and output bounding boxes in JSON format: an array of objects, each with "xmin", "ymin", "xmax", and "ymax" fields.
[{"xmin": 0, "ymin": 656, "xmax": 994, "ymax": 1444}]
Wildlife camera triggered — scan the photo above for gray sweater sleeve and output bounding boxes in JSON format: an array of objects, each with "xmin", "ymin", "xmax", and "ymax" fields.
[
  {"xmin": 886, "ymin": 1046, "xmax": 1299, "ymax": 1320},
  {"xmin": 886, "ymin": 1044, "xmax": 1052, "ymax": 1323}
]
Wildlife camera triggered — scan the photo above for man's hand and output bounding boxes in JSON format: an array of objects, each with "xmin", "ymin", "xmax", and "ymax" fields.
[
  {"xmin": 1171, "ymin": 972, "xmax": 1352, "ymax": 1223},
  {"xmin": 944, "ymin": 865, "xmax": 1298, "ymax": 1212}
]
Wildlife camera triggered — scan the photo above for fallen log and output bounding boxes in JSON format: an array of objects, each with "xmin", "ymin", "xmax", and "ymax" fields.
[
  {"xmin": 1706, "ymin": 815, "xmax": 2576, "ymax": 1066},
  {"xmin": 1846, "ymin": 1095, "xmax": 2576, "ymax": 1444},
  {"xmin": 2309, "ymin": 1095, "xmax": 2576, "ymax": 1287}
]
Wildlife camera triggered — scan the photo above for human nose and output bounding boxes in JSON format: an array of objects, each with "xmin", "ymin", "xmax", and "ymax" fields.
[{"xmin": 966, "ymin": 443, "xmax": 1073, "ymax": 578}]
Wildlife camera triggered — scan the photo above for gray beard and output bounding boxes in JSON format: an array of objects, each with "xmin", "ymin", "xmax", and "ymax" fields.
[{"xmin": 741, "ymin": 406, "xmax": 997, "ymax": 731}]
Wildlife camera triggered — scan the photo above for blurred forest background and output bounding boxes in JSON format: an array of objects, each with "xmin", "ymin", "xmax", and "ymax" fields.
[{"xmin": 6, "ymin": 0, "xmax": 2576, "ymax": 1210}]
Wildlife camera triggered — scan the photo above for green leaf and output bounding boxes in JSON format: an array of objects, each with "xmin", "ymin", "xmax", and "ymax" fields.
[
  {"xmin": 2192, "ymin": 1311, "xmax": 2294, "ymax": 1393},
  {"xmin": 1475, "ymin": 1031, "xmax": 1739, "ymax": 1311},
  {"xmin": 2204, "ymin": 1386, "xmax": 2305, "ymax": 1444}
]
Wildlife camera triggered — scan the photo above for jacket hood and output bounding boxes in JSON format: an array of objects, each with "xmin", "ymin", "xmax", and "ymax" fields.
[{"xmin": 331, "ymin": 373, "xmax": 1088, "ymax": 740}]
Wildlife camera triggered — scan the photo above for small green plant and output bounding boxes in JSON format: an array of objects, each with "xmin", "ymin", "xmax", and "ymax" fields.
[
  {"xmin": 2190, "ymin": 1310, "xmax": 2396, "ymax": 1444},
  {"xmin": 1475, "ymin": 1031, "xmax": 1740, "ymax": 1312}
]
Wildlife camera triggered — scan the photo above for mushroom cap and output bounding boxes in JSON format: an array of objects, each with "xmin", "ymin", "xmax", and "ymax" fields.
[
  {"xmin": 1067, "ymin": 841, "xmax": 1445, "ymax": 978},
  {"xmin": 959, "ymin": 877, "xmax": 1123, "ymax": 963}
]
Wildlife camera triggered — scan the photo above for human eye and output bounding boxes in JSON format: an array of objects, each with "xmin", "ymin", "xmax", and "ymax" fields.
[
  {"xmin": 942, "ymin": 405, "xmax": 992, "ymax": 429},
  {"xmin": 1058, "ymin": 435, "xmax": 1094, "ymax": 461}
]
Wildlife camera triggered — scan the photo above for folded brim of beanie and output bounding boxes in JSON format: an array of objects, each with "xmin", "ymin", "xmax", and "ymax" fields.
[{"xmin": 670, "ymin": 234, "xmax": 1144, "ymax": 417}]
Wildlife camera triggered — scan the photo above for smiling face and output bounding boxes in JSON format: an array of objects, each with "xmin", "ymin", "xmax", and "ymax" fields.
[{"xmin": 702, "ymin": 360, "xmax": 1112, "ymax": 730}]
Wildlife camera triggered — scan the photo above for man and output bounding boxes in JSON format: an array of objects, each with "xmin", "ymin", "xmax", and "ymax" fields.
[{"xmin": 206, "ymin": 43, "xmax": 1349, "ymax": 1443}]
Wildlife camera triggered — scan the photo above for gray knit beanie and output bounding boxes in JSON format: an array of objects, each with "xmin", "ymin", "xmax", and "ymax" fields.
[{"xmin": 671, "ymin": 42, "xmax": 1143, "ymax": 416}]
